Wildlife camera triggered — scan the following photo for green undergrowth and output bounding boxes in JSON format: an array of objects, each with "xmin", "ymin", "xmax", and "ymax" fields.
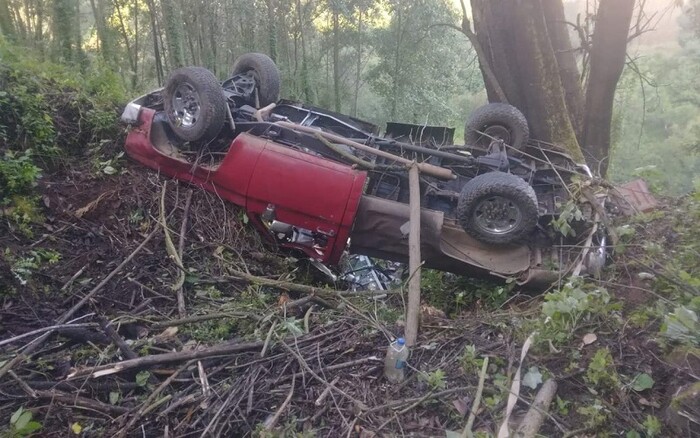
[{"xmin": 0, "ymin": 41, "xmax": 126, "ymax": 235}]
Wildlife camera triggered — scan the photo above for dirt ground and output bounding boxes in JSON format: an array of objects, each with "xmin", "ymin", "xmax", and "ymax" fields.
[{"xmin": 0, "ymin": 159, "xmax": 697, "ymax": 437}]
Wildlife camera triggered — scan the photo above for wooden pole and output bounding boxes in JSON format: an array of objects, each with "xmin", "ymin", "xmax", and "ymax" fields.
[{"xmin": 405, "ymin": 163, "xmax": 422, "ymax": 346}]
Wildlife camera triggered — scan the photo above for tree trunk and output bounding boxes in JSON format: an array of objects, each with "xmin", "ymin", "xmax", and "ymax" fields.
[
  {"xmin": 265, "ymin": 0, "xmax": 277, "ymax": 62},
  {"xmin": 161, "ymin": 0, "xmax": 185, "ymax": 69},
  {"xmin": 145, "ymin": 0, "xmax": 163, "ymax": 84},
  {"xmin": 0, "ymin": 0, "xmax": 16, "ymax": 39},
  {"xmin": 582, "ymin": 0, "xmax": 635, "ymax": 176},
  {"xmin": 89, "ymin": 0, "xmax": 115, "ymax": 65},
  {"xmin": 471, "ymin": 0, "xmax": 582, "ymax": 161},
  {"xmin": 332, "ymin": 8, "xmax": 341, "ymax": 112},
  {"xmin": 352, "ymin": 7, "xmax": 362, "ymax": 117},
  {"xmin": 541, "ymin": 0, "xmax": 585, "ymax": 141}
]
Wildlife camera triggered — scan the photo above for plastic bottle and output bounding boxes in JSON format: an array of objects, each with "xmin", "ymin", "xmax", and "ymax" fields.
[{"xmin": 384, "ymin": 337, "xmax": 409, "ymax": 383}]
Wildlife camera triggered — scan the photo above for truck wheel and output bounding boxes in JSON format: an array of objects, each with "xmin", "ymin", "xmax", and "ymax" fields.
[
  {"xmin": 231, "ymin": 53, "xmax": 281, "ymax": 107},
  {"xmin": 163, "ymin": 67, "xmax": 226, "ymax": 143},
  {"xmin": 457, "ymin": 171, "xmax": 538, "ymax": 245},
  {"xmin": 464, "ymin": 103, "xmax": 529, "ymax": 150}
]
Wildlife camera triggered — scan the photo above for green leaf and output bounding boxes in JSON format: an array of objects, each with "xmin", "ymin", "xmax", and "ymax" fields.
[
  {"xmin": 626, "ymin": 430, "xmax": 641, "ymax": 438},
  {"xmin": 23, "ymin": 421, "xmax": 42, "ymax": 434},
  {"xmin": 522, "ymin": 366, "xmax": 543, "ymax": 389},
  {"xmin": 135, "ymin": 370, "xmax": 150, "ymax": 387},
  {"xmin": 102, "ymin": 165, "xmax": 117, "ymax": 175},
  {"xmin": 632, "ymin": 373, "xmax": 654, "ymax": 391},
  {"xmin": 15, "ymin": 411, "xmax": 32, "ymax": 431},
  {"xmin": 10, "ymin": 407, "xmax": 24, "ymax": 424},
  {"xmin": 109, "ymin": 391, "xmax": 120, "ymax": 405}
]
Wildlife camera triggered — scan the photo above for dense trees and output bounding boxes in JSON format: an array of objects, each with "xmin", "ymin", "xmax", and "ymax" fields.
[{"xmin": 0, "ymin": 0, "xmax": 697, "ymax": 192}]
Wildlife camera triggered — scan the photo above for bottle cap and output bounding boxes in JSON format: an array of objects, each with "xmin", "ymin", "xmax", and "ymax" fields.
[{"xmin": 396, "ymin": 337, "xmax": 405, "ymax": 346}]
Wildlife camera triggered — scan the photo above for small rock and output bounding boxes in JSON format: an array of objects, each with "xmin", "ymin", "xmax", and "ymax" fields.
[{"xmin": 637, "ymin": 272, "xmax": 656, "ymax": 280}]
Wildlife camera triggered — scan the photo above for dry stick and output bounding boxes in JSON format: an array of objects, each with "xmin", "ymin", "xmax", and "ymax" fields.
[
  {"xmin": 176, "ymin": 190, "xmax": 193, "ymax": 318},
  {"xmin": 315, "ymin": 376, "xmax": 340, "ymax": 406},
  {"xmin": 264, "ymin": 374, "xmax": 296, "ymax": 430},
  {"xmin": 515, "ymin": 379, "xmax": 558, "ymax": 438},
  {"xmin": 160, "ymin": 182, "xmax": 186, "ymax": 304},
  {"xmin": 150, "ymin": 311, "xmax": 260, "ymax": 329},
  {"xmin": 119, "ymin": 361, "xmax": 194, "ymax": 436},
  {"xmin": 67, "ymin": 329, "xmax": 334, "ymax": 380},
  {"xmin": 33, "ymin": 389, "xmax": 129, "ymax": 417},
  {"xmin": 223, "ymin": 269, "xmax": 400, "ymax": 298},
  {"xmin": 0, "ymin": 228, "xmax": 159, "ymax": 379},
  {"xmin": 277, "ymin": 356, "xmax": 381, "ymax": 384},
  {"xmin": 0, "ymin": 323, "xmax": 98, "ymax": 348},
  {"xmin": 462, "ymin": 356, "xmax": 489, "ymax": 438},
  {"xmin": 275, "ymin": 121, "xmax": 455, "ymax": 180},
  {"xmin": 405, "ymin": 163, "xmax": 422, "ymax": 346},
  {"xmin": 279, "ymin": 339, "xmax": 369, "ymax": 410},
  {"xmin": 362, "ymin": 387, "xmax": 469, "ymax": 414},
  {"xmin": 97, "ymin": 316, "xmax": 138, "ymax": 360}
]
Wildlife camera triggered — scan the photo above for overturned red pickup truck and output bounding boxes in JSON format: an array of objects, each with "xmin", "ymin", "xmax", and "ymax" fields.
[{"xmin": 122, "ymin": 53, "xmax": 607, "ymax": 286}]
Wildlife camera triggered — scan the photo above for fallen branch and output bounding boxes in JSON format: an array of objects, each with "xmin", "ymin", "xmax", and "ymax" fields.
[
  {"xmin": 462, "ymin": 356, "xmax": 489, "ymax": 438},
  {"xmin": 278, "ymin": 339, "xmax": 369, "ymax": 411},
  {"xmin": 97, "ymin": 316, "xmax": 138, "ymax": 360},
  {"xmin": 264, "ymin": 374, "xmax": 296, "ymax": 430},
  {"xmin": 34, "ymin": 389, "xmax": 129, "ymax": 417},
  {"xmin": 0, "ymin": 228, "xmax": 159, "ymax": 379},
  {"xmin": 66, "ymin": 329, "xmax": 335, "ymax": 380},
  {"xmin": 160, "ymin": 182, "xmax": 186, "ymax": 302},
  {"xmin": 176, "ymin": 190, "xmax": 193, "ymax": 318},
  {"xmin": 515, "ymin": 379, "xmax": 558, "ymax": 438}
]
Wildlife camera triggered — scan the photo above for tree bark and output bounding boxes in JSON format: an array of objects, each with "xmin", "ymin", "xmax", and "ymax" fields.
[
  {"xmin": 471, "ymin": 0, "xmax": 583, "ymax": 161},
  {"xmin": 405, "ymin": 164, "xmax": 421, "ymax": 347},
  {"xmin": 541, "ymin": 0, "xmax": 585, "ymax": 141},
  {"xmin": 582, "ymin": 0, "xmax": 635, "ymax": 176},
  {"xmin": 161, "ymin": 0, "xmax": 185, "ymax": 69},
  {"xmin": 0, "ymin": 0, "xmax": 16, "ymax": 39},
  {"xmin": 332, "ymin": 7, "xmax": 341, "ymax": 112}
]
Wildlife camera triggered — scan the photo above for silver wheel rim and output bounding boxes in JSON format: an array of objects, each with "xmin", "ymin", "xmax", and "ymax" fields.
[
  {"xmin": 473, "ymin": 195, "xmax": 522, "ymax": 235},
  {"xmin": 171, "ymin": 83, "xmax": 201, "ymax": 128},
  {"xmin": 478, "ymin": 124, "xmax": 511, "ymax": 145}
]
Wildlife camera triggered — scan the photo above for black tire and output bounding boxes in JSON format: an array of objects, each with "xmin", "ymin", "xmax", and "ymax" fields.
[
  {"xmin": 456, "ymin": 171, "xmax": 538, "ymax": 245},
  {"xmin": 464, "ymin": 103, "xmax": 529, "ymax": 150},
  {"xmin": 163, "ymin": 67, "xmax": 226, "ymax": 143},
  {"xmin": 231, "ymin": 53, "xmax": 281, "ymax": 107}
]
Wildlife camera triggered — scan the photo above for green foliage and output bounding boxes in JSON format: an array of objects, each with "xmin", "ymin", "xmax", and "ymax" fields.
[
  {"xmin": 0, "ymin": 150, "xmax": 42, "ymax": 234},
  {"xmin": 538, "ymin": 280, "xmax": 619, "ymax": 346},
  {"xmin": 459, "ymin": 344, "xmax": 483, "ymax": 374},
  {"xmin": 660, "ymin": 306, "xmax": 699, "ymax": 346},
  {"xmin": 5, "ymin": 407, "xmax": 42, "ymax": 437},
  {"xmin": 576, "ymin": 399, "xmax": 610, "ymax": 429},
  {"xmin": 5, "ymin": 248, "xmax": 61, "ymax": 287},
  {"xmin": 610, "ymin": 38, "xmax": 700, "ymax": 195},
  {"xmin": 419, "ymin": 369, "xmax": 447, "ymax": 390},
  {"xmin": 420, "ymin": 269, "xmax": 511, "ymax": 315},
  {"xmin": 630, "ymin": 373, "xmax": 655, "ymax": 392},
  {"xmin": 585, "ymin": 348, "xmax": 620, "ymax": 392}
]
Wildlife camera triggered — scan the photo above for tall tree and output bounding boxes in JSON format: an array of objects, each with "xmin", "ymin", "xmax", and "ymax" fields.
[
  {"xmin": 160, "ymin": 0, "xmax": 185, "ymax": 68},
  {"xmin": 51, "ymin": 0, "xmax": 79, "ymax": 62},
  {"xmin": 467, "ymin": 0, "xmax": 637, "ymax": 175},
  {"xmin": 0, "ymin": 0, "xmax": 16, "ymax": 39}
]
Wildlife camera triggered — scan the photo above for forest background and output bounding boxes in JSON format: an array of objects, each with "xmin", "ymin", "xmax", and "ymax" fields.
[{"xmin": 0, "ymin": 0, "xmax": 698, "ymax": 195}]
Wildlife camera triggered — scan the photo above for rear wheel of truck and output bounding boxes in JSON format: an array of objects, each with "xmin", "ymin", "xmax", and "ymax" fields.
[
  {"xmin": 457, "ymin": 171, "xmax": 538, "ymax": 245},
  {"xmin": 464, "ymin": 103, "xmax": 529, "ymax": 150},
  {"xmin": 231, "ymin": 53, "xmax": 281, "ymax": 107},
  {"xmin": 163, "ymin": 66, "xmax": 227, "ymax": 143}
]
